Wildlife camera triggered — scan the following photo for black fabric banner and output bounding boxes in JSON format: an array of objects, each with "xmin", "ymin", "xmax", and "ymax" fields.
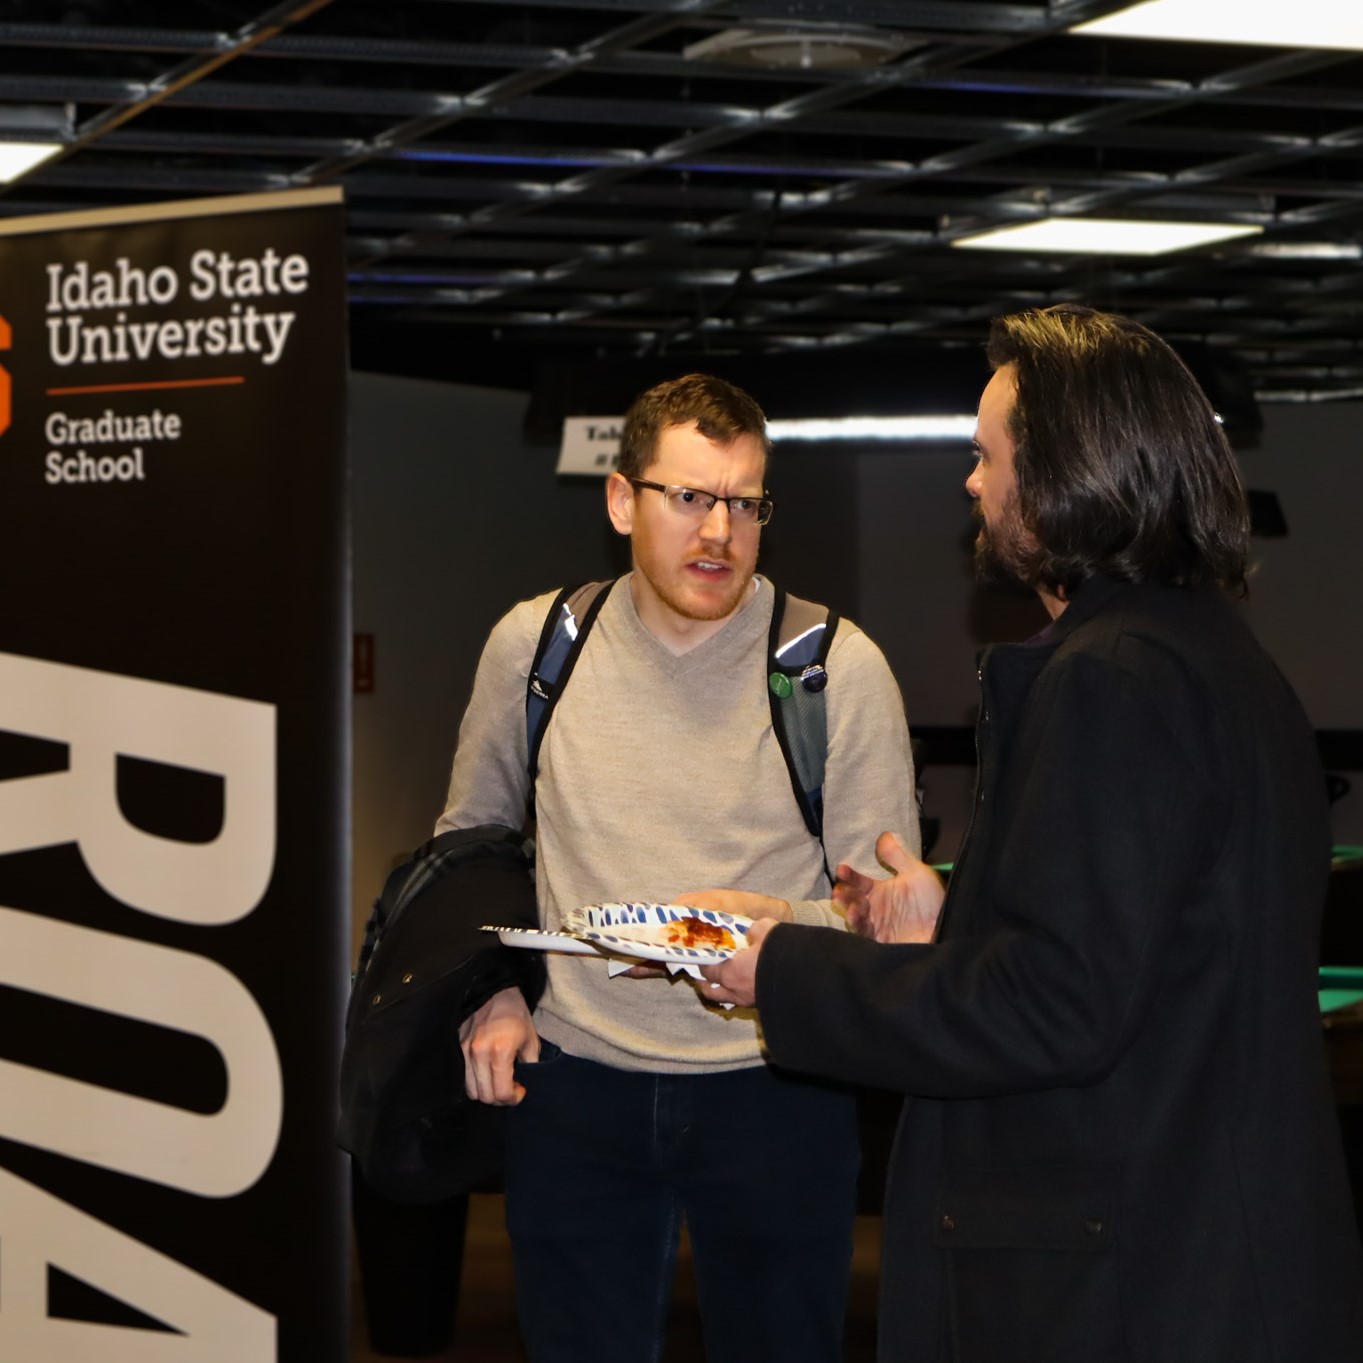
[{"xmin": 0, "ymin": 187, "xmax": 349, "ymax": 1361}]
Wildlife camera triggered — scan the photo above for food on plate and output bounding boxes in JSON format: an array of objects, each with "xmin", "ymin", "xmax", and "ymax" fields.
[{"xmin": 661, "ymin": 917, "xmax": 737, "ymax": 952}]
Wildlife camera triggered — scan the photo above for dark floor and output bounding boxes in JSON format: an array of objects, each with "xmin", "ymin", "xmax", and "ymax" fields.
[{"xmin": 351, "ymin": 1194, "xmax": 884, "ymax": 1363}]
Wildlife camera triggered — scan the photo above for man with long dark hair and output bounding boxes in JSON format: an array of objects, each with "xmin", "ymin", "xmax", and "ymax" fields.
[{"xmin": 698, "ymin": 306, "xmax": 1363, "ymax": 1361}]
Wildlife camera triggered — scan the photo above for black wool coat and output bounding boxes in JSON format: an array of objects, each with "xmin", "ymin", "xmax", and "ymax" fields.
[{"xmin": 759, "ymin": 577, "xmax": 1363, "ymax": 1363}]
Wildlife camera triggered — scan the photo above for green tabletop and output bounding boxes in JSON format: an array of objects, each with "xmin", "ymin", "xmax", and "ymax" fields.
[{"xmin": 1321, "ymin": 966, "xmax": 1363, "ymax": 1015}]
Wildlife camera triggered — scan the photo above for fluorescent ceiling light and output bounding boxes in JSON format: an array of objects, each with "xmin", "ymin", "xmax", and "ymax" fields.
[
  {"xmin": 1246, "ymin": 241, "xmax": 1362, "ymax": 261},
  {"xmin": 1256, "ymin": 385, "xmax": 1363, "ymax": 404},
  {"xmin": 0, "ymin": 141, "xmax": 62, "ymax": 182},
  {"xmin": 1072, "ymin": 1, "xmax": 1363, "ymax": 51},
  {"xmin": 768, "ymin": 415, "xmax": 976, "ymax": 442},
  {"xmin": 953, "ymin": 218, "xmax": 1261, "ymax": 256},
  {"xmin": 560, "ymin": 412, "xmax": 976, "ymax": 470}
]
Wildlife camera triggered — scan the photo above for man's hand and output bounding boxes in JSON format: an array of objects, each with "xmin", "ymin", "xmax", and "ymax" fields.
[
  {"xmin": 835, "ymin": 831, "xmax": 946, "ymax": 944},
  {"xmin": 616, "ymin": 891, "xmax": 790, "ymax": 978},
  {"xmin": 459, "ymin": 985, "xmax": 539, "ymax": 1105},
  {"xmin": 618, "ymin": 961, "xmax": 670, "ymax": 978},
  {"xmin": 697, "ymin": 917, "xmax": 778, "ymax": 1008}
]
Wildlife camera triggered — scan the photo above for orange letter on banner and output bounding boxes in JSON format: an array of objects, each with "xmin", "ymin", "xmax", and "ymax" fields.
[{"xmin": 0, "ymin": 313, "xmax": 10, "ymax": 438}]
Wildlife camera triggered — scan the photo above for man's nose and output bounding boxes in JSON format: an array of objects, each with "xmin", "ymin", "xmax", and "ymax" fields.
[
  {"xmin": 964, "ymin": 462, "xmax": 982, "ymax": 498},
  {"xmin": 698, "ymin": 500, "xmax": 733, "ymax": 541}
]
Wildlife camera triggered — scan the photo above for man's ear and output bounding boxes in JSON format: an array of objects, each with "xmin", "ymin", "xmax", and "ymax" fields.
[{"xmin": 605, "ymin": 472, "xmax": 634, "ymax": 536}]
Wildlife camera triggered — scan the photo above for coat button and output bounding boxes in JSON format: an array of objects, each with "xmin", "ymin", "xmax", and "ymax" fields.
[
  {"xmin": 940, "ymin": 1215, "xmax": 955, "ymax": 1232},
  {"xmin": 1084, "ymin": 1219, "xmax": 1104, "ymax": 1235}
]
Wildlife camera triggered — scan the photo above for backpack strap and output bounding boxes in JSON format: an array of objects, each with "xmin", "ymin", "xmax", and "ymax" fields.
[
  {"xmin": 526, "ymin": 579, "xmax": 615, "ymax": 782},
  {"xmin": 767, "ymin": 586, "xmax": 839, "ymax": 851}
]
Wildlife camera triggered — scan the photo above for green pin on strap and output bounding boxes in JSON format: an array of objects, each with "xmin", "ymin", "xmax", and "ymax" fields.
[{"xmin": 768, "ymin": 671, "xmax": 793, "ymax": 698}]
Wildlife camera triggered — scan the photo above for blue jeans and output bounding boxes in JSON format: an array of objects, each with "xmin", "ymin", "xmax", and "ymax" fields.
[{"xmin": 503, "ymin": 1042, "xmax": 860, "ymax": 1363}]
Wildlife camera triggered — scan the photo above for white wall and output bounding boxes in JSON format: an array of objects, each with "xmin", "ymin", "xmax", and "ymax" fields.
[
  {"xmin": 352, "ymin": 375, "xmax": 570, "ymax": 947},
  {"xmin": 350, "ymin": 372, "xmax": 635, "ymax": 947}
]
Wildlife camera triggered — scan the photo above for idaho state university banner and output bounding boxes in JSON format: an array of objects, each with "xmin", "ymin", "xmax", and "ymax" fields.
[{"xmin": 0, "ymin": 187, "xmax": 349, "ymax": 1360}]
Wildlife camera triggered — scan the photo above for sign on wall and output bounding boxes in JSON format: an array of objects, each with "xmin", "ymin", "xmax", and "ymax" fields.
[
  {"xmin": 557, "ymin": 414, "xmax": 622, "ymax": 474},
  {"xmin": 0, "ymin": 187, "xmax": 349, "ymax": 1361}
]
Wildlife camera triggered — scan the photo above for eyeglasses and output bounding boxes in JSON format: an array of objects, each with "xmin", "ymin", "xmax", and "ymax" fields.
[{"xmin": 628, "ymin": 478, "xmax": 775, "ymax": 526}]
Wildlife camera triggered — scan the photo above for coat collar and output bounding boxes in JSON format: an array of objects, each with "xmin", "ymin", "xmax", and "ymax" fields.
[{"xmin": 1039, "ymin": 574, "xmax": 1127, "ymax": 646}]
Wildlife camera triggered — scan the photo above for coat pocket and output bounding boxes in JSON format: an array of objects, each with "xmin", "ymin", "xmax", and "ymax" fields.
[{"xmin": 934, "ymin": 1163, "xmax": 1127, "ymax": 1363}]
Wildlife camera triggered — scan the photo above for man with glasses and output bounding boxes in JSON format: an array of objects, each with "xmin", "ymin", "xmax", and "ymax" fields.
[{"xmin": 440, "ymin": 372, "xmax": 922, "ymax": 1363}]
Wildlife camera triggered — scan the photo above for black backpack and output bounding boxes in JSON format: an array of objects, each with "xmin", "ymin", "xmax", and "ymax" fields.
[{"xmin": 339, "ymin": 825, "xmax": 546, "ymax": 1203}]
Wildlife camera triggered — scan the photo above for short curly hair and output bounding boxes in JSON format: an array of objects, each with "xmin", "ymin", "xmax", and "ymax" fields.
[{"xmin": 617, "ymin": 373, "xmax": 771, "ymax": 481}]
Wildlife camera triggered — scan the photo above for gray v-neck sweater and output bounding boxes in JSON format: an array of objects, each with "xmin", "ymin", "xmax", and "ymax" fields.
[{"xmin": 438, "ymin": 574, "xmax": 918, "ymax": 1072}]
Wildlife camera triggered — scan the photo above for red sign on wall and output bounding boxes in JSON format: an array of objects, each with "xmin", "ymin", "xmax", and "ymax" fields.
[{"xmin": 353, "ymin": 632, "xmax": 375, "ymax": 694}]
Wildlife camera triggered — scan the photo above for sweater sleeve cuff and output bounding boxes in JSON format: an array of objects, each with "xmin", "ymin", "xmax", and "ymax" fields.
[{"xmin": 787, "ymin": 897, "xmax": 847, "ymax": 929}]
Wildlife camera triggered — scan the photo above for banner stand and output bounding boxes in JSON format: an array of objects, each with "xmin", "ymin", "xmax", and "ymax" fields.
[{"xmin": 0, "ymin": 186, "xmax": 350, "ymax": 1362}]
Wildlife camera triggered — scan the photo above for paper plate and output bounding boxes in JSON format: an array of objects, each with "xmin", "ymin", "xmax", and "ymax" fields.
[
  {"xmin": 564, "ymin": 902, "xmax": 752, "ymax": 966},
  {"xmin": 482, "ymin": 926, "xmax": 603, "ymax": 956}
]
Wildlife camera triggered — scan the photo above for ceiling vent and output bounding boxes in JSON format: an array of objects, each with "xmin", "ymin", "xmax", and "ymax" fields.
[{"xmin": 683, "ymin": 23, "xmax": 919, "ymax": 71}]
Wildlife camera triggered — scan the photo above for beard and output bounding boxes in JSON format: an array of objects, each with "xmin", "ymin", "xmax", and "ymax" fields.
[
  {"xmin": 631, "ymin": 529, "xmax": 757, "ymax": 624},
  {"xmin": 657, "ymin": 556, "xmax": 755, "ymax": 621},
  {"xmin": 973, "ymin": 493, "xmax": 1038, "ymax": 593}
]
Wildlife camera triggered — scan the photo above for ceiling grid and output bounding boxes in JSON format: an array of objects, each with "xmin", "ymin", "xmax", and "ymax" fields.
[{"xmin": 0, "ymin": 0, "xmax": 1360, "ymax": 398}]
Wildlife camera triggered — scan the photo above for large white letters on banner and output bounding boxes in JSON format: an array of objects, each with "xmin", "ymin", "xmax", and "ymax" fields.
[
  {"xmin": 0, "ymin": 907, "xmax": 282, "ymax": 1196},
  {"xmin": 0, "ymin": 1162, "xmax": 276, "ymax": 1362},
  {"xmin": 0, "ymin": 187, "xmax": 346, "ymax": 1360},
  {"xmin": 0, "ymin": 653, "xmax": 275, "ymax": 924}
]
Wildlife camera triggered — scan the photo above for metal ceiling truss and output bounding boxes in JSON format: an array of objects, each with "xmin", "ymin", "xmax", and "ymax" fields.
[{"xmin": 1, "ymin": 0, "xmax": 1362, "ymax": 396}]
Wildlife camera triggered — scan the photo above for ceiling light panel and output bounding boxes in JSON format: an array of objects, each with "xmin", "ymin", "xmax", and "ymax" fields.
[
  {"xmin": 1073, "ymin": 1, "xmax": 1363, "ymax": 51},
  {"xmin": 953, "ymin": 217, "xmax": 1262, "ymax": 256},
  {"xmin": 768, "ymin": 415, "xmax": 977, "ymax": 442},
  {"xmin": 0, "ymin": 142, "xmax": 62, "ymax": 183}
]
